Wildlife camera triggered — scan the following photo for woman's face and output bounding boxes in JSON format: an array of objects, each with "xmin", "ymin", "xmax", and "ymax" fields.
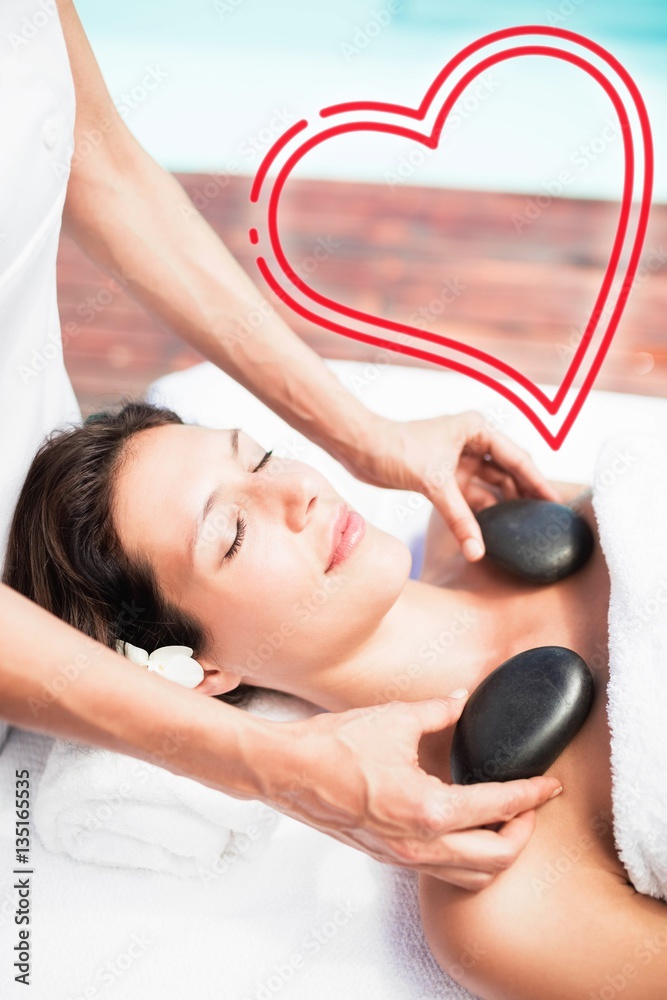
[{"xmin": 112, "ymin": 423, "xmax": 411, "ymax": 696}]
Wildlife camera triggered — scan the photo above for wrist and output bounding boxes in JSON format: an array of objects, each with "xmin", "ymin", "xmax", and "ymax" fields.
[
  {"xmin": 336, "ymin": 413, "xmax": 409, "ymax": 491},
  {"xmin": 236, "ymin": 717, "xmax": 330, "ymax": 817},
  {"xmin": 322, "ymin": 406, "xmax": 392, "ymax": 478},
  {"xmin": 220, "ymin": 711, "xmax": 306, "ymax": 804},
  {"xmin": 163, "ymin": 698, "xmax": 283, "ymax": 801},
  {"xmin": 216, "ymin": 710, "xmax": 285, "ymax": 801},
  {"xmin": 235, "ymin": 714, "xmax": 320, "ymax": 810}
]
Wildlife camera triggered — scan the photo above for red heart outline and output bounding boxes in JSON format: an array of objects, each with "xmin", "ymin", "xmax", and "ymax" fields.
[{"xmin": 250, "ymin": 26, "xmax": 654, "ymax": 449}]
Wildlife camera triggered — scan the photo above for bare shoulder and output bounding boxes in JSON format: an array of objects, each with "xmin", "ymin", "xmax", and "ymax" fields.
[
  {"xmin": 418, "ymin": 834, "xmax": 667, "ymax": 1000},
  {"xmin": 419, "ymin": 478, "xmax": 591, "ymax": 588}
]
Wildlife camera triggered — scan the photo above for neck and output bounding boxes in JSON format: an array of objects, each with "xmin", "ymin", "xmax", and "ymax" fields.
[{"xmin": 271, "ymin": 579, "xmax": 497, "ymax": 712}]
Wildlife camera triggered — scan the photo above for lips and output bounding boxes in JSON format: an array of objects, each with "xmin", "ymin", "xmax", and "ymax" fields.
[{"xmin": 325, "ymin": 503, "xmax": 366, "ymax": 572}]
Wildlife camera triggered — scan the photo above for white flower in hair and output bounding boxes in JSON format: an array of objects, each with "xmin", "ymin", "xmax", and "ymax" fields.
[{"xmin": 115, "ymin": 640, "xmax": 204, "ymax": 689}]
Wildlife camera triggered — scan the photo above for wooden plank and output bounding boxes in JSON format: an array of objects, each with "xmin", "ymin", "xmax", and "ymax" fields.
[{"xmin": 57, "ymin": 174, "xmax": 667, "ymax": 414}]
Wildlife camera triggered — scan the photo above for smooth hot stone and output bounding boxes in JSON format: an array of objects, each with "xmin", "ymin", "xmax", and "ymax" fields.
[
  {"xmin": 475, "ymin": 499, "xmax": 594, "ymax": 584},
  {"xmin": 450, "ymin": 646, "xmax": 595, "ymax": 784}
]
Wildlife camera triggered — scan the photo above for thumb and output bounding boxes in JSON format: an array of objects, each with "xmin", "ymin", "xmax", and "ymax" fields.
[{"xmin": 407, "ymin": 692, "xmax": 470, "ymax": 737}]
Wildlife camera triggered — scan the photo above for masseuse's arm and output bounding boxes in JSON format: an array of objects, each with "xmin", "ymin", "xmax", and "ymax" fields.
[
  {"xmin": 0, "ymin": 582, "xmax": 560, "ymax": 889},
  {"xmin": 43, "ymin": 0, "xmax": 561, "ymax": 887},
  {"xmin": 57, "ymin": 0, "xmax": 560, "ymax": 565}
]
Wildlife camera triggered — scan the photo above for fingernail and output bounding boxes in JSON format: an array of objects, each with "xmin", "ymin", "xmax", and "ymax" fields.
[
  {"xmin": 548, "ymin": 785, "xmax": 563, "ymax": 800},
  {"xmin": 448, "ymin": 688, "xmax": 468, "ymax": 699},
  {"xmin": 463, "ymin": 538, "xmax": 484, "ymax": 561}
]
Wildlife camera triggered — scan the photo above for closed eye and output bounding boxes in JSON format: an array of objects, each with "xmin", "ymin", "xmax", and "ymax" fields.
[
  {"xmin": 254, "ymin": 449, "xmax": 273, "ymax": 472},
  {"xmin": 223, "ymin": 450, "xmax": 273, "ymax": 562},
  {"xmin": 224, "ymin": 514, "xmax": 246, "ymax": 562}
]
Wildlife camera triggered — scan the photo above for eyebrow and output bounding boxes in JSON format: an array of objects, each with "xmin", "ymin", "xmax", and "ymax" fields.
[{"xmin": 189, "ymin": 428, "xmax": 240, "ymax": 565}]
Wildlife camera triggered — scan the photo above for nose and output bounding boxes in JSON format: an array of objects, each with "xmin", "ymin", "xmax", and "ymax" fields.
[{"xmin": 267, "ymin": 464, "xmax": 319, "ymax": 532}]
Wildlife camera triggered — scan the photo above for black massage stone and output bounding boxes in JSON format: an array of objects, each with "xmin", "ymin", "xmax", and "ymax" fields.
[
  {"xmin": 475, "ymin": 499, "xmax": 594, "ymax": 584},
  {"xmin": 450, "ymin": 646, "xmax": 595, "ymax": 784}
]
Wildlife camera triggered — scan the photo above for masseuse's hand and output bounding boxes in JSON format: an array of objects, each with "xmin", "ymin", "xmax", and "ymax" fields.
[
  {"xmin": 344, "ymin": 410, "xmax": 562, "ymax": 562},
  {"xmin": 261, "ymin": 693, "xmax": 562, "ymax": 890}
]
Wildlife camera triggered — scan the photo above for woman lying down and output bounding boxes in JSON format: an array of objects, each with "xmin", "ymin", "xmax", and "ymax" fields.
[{"xmin": 4, "ymin": 402, "xmax": 666, "ymax": 1000}]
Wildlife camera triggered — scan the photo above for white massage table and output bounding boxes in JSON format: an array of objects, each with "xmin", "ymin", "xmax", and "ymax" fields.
[{"xmin": 1, "ymin": 359, "xmax": 666, "ymax": 1000}]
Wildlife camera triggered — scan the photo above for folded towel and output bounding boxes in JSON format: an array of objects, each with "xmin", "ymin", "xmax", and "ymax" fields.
[
  {"xmin": 592, "ymin": 427, "xmax": 667, "ymax": 902},
  {"xmin": 33, "ymin": 688, "xmax": 323, "ymax": 878}
]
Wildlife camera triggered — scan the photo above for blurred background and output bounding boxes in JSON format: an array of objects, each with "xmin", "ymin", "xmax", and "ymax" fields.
[{"xmin": 60, "ymin": 0, "xmax": 667, "ymax": 412}]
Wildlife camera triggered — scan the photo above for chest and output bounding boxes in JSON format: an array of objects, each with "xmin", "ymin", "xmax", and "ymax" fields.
[{"xmin": 420, "ymin": 494, "xmax": 624, "ymax": 875}]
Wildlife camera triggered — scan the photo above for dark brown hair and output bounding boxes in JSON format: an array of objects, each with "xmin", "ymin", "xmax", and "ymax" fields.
[{"xmin": 1, "ymin": 400, "xmax": 253, "ymax": 706}]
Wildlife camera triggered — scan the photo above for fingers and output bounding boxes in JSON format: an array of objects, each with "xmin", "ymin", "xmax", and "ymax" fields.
[
  {"xmin": 435, "ymin": 811, "xmax": 538, "ymax": 877},
  {"xmin": 412, "ymin": 811, "xmax": 536, "ymax": 888},
  {"xmin": 374, "ymin": 809, "xmax": 538, "ymax": 889},
  {"xmin": 483, "ymin": 432, "xmax": 561, "ymax": 502},
  {"xmin": 436, "ymin": 476, "xmax": 486, "ymax": 561},
  {"xmin": 473, "ymin": 462, "xmax": 520, "ymax": 500},
  {"xmin": 378, "ymin": 853, "xmax": 497, "ymax": 890},
  {"xmin": 429, "ymin": 412, "xmax": 562, "ymax": 560},
  {"xmin": 460, "ymin": 479, "xmax": 502, "ymax": 512},
  {"xmin": 412, "ymin": 864, "xmax": 496, "ymax": 891},
  {"xmin": 433, "ymin": 775, "xmax": 562, "ymax": 833},
  {"xmin": 428, "ymin": 810, "xmax": 535, "ymax": 870},
  {"xmin": 458, "ymin": 412, "xmax": 562, "ymax": 503},
  {"xmin": 404, "ymin": 693, "xmax": 470, "ymax": 738},
  {"xmin": 495, "ymin": 807, "xmax": 537, "ymax": 859}
]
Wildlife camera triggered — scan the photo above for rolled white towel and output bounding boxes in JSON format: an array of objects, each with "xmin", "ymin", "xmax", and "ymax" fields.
[
  {"xmin": 592, "ymin": 426, "xmax": 667, "ymax": 901},
  {"xmin": 33, "ymin": 689, "xmax": 323, "ymax": 878}
]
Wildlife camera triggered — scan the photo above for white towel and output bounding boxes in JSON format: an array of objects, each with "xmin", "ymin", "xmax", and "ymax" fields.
[
  {"xmin": 592, "ymin": 426, "xmax": 667, "ymax": 902},
  {"xmin": 33, "ymin": 689, "xmax": 322, "ymax": 878},
  {"xmin": 2, "ymin": 718, "xmax": 478, "ymax": 1000}
]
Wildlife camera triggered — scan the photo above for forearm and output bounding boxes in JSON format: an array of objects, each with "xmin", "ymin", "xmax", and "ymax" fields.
[
  {"xmin": 61, "ymin": 118, "xmax": 378, "ymax": 465},
  {"xmin": 0, "ymin": 582, "xmax": 277, "ymax": 799}
]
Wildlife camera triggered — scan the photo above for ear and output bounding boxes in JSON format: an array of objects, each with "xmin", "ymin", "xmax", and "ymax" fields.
[{"xmin": 193, "ymin": 653, "xmax": 243, "ymax": 697}]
